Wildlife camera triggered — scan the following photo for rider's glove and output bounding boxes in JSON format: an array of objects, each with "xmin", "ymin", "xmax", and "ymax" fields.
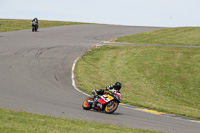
[
  {"xmin": 92, "ymin": 89, "xmax": 97, "ymax": 95},
  {"xmin": 106, "ymin": 85, "xmax": 114, "ymax": 90}
]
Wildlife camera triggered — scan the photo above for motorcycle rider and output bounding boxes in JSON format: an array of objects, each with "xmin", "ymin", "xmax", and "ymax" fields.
[
  {"xmin": 92, "ymin": 82, "xmax": 122, "ymax": 108},
  {"xmin": 32, "ymin": 17, "xmax": 39, "ymax": 29}
]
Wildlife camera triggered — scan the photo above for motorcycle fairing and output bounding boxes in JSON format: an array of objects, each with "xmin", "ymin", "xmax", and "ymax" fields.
[
  {"xmin": 114, "ymin": 92, "xmax": 121, "ymax": 97},
  {"xmin": 98, "ymin": 94, "xmax": 114, "ymax": 104}
]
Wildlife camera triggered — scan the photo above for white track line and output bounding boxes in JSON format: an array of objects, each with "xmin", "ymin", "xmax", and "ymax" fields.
[{"xmin": 71, "ymin": 56, "xmax": 91, "ymax": 97}]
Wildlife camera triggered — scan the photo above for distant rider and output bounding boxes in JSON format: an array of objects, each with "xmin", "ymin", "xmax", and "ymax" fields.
[
  {"xmin": 32, "ymin": 17, "xmax": 39, "ymax": 29},
  {"xmin": 92, "ymin": 82, "xmax": 122, "ymax": 107}
]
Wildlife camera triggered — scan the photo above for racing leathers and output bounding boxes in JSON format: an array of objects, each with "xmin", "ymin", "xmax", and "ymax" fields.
[{"xmin": 96, "ymin": 85, "xmax": 121, "ymax": 96}]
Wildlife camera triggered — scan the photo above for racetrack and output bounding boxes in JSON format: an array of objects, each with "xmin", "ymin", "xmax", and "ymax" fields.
[{"xmin": 0, "ymin": 24, "xmax": 199, "ymax": 133}]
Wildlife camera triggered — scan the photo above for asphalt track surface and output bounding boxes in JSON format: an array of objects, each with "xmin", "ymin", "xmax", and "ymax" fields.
[{"xmin": 0, "ymin": 24, "xmax": 199, "ymax": 133}]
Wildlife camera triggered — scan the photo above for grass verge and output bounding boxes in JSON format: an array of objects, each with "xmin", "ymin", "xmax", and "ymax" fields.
[
  {"xmin": 114, "ymin": 27, "xmax": 200, "ymax": 46},
  {"xmin": 0, "ymin": 19, "xmax": 90, "ymax": 32},
  {"xmin": 0, "ymin": 108, "xmax": 161, "ymax": 133},
  {"xmin": 75, "ymin": 45, "xmax": 200, "ymax": 120}
]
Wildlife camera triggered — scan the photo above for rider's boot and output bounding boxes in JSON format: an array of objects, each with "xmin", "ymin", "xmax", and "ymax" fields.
[{"xmin": 92, "ymin": 96, "xmax": 99, "ymax": 108}]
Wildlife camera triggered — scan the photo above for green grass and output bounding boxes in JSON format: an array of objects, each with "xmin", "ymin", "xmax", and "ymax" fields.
[
  {"xmin": 115, "ymin": 27, "xmax": 200, "ymax": 46},
  {"xmin": 0, "ymin": 108, "xmax": 161, "ymax": 133},
  {"xmin": 0, "ymin": 19, "xmax": 90, "ymax": 32},
  {"xmin": 75, "ymin": 45, "xmax": 200, "ymax": 120}
]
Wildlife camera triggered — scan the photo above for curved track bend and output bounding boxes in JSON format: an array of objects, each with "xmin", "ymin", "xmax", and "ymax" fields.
[{"xmin": 0, "ymin": 25, "xmax": 199, "ymax": 133}]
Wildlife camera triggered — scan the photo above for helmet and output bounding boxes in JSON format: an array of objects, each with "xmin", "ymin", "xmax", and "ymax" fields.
[{"xmin": 114, "ymin": 82, "xmax": 121, "ymax": 90}]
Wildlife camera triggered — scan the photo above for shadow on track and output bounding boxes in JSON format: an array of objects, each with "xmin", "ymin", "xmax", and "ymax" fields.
[{"xmin": 84, "ymin": 109, "xmax": 123, "ymax": 115}]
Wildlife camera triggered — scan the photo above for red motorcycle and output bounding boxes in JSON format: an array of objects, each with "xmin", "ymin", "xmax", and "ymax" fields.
[{"xmin": 82, "ymin": 90, "xmax": 121, "ymax": 114}]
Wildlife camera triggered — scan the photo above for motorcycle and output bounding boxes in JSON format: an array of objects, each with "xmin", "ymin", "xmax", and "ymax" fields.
[
  {"xmin": 82, "ymin": 90, "xmax": 121, "ymax": 114},
  {"xmin": 31, "ymin": 21, "xmax": 38, "ymax": 32}
]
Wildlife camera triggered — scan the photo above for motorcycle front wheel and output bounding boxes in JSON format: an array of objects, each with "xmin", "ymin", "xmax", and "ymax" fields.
[
  {"xmin": 32, "ymin": 27, "xmax": 35, "ymax": 32},
  {"xmin": 82, "ymin": 97, "xmax": 92, "ymax": 110},
  {"xmin": 105, "ymin": 101, "xmax": 119, "ymax": 114},
  {"xmin": 35, "ymin": 26, "xmax": 38, "ymax": 32}
]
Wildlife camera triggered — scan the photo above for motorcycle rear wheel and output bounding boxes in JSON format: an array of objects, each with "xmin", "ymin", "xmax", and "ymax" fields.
[
  {"xmin": 105, "ymin": 101, "xmax": 119, "ymax": 114},
  {"xmin": 82, "ymin": 97, "xmax": 92, "ymax": 110}
]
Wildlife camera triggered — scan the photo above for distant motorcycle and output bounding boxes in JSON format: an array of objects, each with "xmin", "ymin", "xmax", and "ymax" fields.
[
  {"xmin": 31, "ymin": 21, "xmax": 38, "ymax": 32},
  {"xmin": 82, "ymin": 90, "xmax": 121, "ymax": 114}
]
